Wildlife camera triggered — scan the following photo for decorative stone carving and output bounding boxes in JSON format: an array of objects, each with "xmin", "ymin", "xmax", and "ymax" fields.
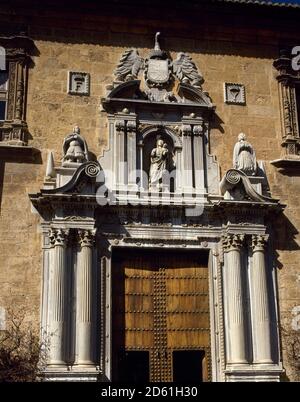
[
  {"xmin": 193, "ymin": 124, "xmax": 203, "ymax": 136},
  {"xmin": 49, "ymin": 228, "xmax": 69, "ymax": 247},
  {"xmin": 126, "ymin": 120, "xmax": 137, "ymax": 133},
  {"xmin": 0, "ymin": 34, "xmax": 34, "ymax": 146},
  {"xmin": 68, "ymin": 71, "xmax": 90, "ymax": 96},
  {"xmin": 144, "ymin": 32, "xmax": 171, "ymax": 89},
  {"xmin": 272, "ymin": 49, "xmax": 300, "ymax": 168},
  {"xmin": 224, "ymin": 83, "xmax": 245, "ymax": 105},
  {"xmin": 114, "ymin": 49, "xmax": 144, "ymax": 82},
  {"xmin": 62, "ymin": 125, "xmax": 89, "ymax": 166},
  {"xmin": 45, "ymin": 151, "xmax": 56, "ymax": 179},
  {"xmin": 115, "ymin": 120, "xmax": 125, "ymax": 133},
  {"xmin": 111, "ymin": 32, "xmax": 204, "ymax": 98},
  {"xmin": 78, "ymin": 229, "xmax": 95, "ymax": 248},
  {"xmin": 233, "ymin": 133, "xmax": 257, "ymax": 176},
  {"xmin": 220, "ymin": 168, "xmax": 277, "ymax": 203},
  {"xmin": 251, "ymin": 234, "xmax": 267, "ymax": 252},
  {"xmin": 173, "ymin": 52, "xmax": 203, "ymax": 89},
  {"xmin": 181, "ymin": 124, "xmax": 192, "ymax": 136},
  {"xmin": 222, "ymin": 234, "xmax": 245, "ymax": 252}
]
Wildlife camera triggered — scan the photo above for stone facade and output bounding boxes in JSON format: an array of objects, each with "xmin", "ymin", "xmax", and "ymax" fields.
[{"xmin": 0, "ymin": 0, "xmax": 299, "ymax": 381}]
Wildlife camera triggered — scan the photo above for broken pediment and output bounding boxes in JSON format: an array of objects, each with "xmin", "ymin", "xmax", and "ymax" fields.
[{"xmin": 220, "ymin": 168, "xmax": 278, "ymax": 204}]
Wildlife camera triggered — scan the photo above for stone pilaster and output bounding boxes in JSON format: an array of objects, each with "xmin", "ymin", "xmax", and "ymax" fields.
[
  {"xmin": 193, "ymin": 123, "xmax": 205, "ymax": 193},
  {"xmin": 48, "ymin": 228, "xmax": 69, "ymax": 365},
  {"xmin": 75, "ymin": 229, "xmax": 96, "ymax": 366},
  {"xmin": 250, "ymin": 235, "xmax": 273, "ymax": 364},
  {"xmin": 223, "ymin": 234, "xmax": 248, "ymax": 364},
  {"xmin": 127, "ymin": 120, "xmax": 138, "ymax": 191},
  {"xmin": 182, "ymin": 124, "xmax": 194, "ymax": 191}
]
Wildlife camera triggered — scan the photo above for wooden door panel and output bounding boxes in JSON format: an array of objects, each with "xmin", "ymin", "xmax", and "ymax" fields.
[
  {"xmin": 167, "ymin": 331, "xmax": 210, "ymax": 348},
  {"xmin": 113, "ymin": 249, "xmax": 211, "ymax": 382},
  {"xmin": 125, "ymin": 331, "xmax": 154, "ymax": 349},
  {"xmin": 167, "ymin": 313, "xmax": 210, "ymax": 328}
]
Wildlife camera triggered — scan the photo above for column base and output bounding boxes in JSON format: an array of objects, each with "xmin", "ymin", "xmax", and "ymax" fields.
[
  {"xmin": 225, "ymin": 363, "xmax": 283, "ymax": 382},
  {"xmin": 47, "ymin": 361, "xmax": 67, "ymax": 367},
  {"xmin": 43, "ymin": 366, "xmax": 100, "ymax": 382},
  {"xmin": 74, "ymin": 362, "xmax": 95, "ymax": 367}
]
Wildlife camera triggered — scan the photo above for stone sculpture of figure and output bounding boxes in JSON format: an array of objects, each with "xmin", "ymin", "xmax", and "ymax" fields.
[
  {"xmin": 149, "ymin": 139, "xmax": 170, "ymax": 190},
  {"xmin": 233, "ymin": 132, "xmax": 257, "ymax": 176},
  {"xmin": 62, "ymin": 125, "xmax": 89, "ymax": 165}
]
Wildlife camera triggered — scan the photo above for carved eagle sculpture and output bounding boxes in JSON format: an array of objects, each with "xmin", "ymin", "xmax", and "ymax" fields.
[
  {"xmin": 172, "ymin": 52, "xmax": 203, "ymax": 89},
  {"xmin": 114, "ymin": 49, "xmax": 144, "ymax": 82}
]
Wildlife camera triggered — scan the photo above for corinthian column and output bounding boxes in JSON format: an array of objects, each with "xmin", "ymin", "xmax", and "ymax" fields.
[
  {"xmin": 48, "ymin": 229, "xmax": 69, "ymax": 365},
  {"xmin": 75, "ymin": 229, "xmax": 96, "ymax": 366},
  {"xmin": 250, "ymin": 235, "xmax": 273, "ymax": 364},
  {"xmin": 223, "ymin": 234, "xmax": 248, "ymax": 364}
]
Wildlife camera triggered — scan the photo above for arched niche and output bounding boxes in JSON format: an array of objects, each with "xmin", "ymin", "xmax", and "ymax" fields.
[{"xmin": 138, "ymin": 127, "xmax": 180, "ymax": 192}]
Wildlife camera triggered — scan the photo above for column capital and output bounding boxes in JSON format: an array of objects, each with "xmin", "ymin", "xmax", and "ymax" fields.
[
  {"xmin": 182, "ymin": 124, "xmax": 192, "ymax": 136},
  {"xmin": 78, "ymin": 229, "xmax": 96, "ymax": 248},
  {"xmin": 251, "ymin": 234, "xmax": 268, "ymax": 252},
  {"xmin": 222, "ymin": 234, "xmax": 245, "ymax": 252},
  {"xmin": 49, "ymin": 228, "xmax": 69, "ymax": 247}
]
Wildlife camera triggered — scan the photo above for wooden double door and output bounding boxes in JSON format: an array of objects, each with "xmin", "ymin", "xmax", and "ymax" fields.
[{"xmin": 112, "ymin": 249, "xmax": 211, "ymax": 382}]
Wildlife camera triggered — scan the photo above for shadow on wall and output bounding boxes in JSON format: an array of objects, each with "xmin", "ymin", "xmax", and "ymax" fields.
[
  {"xmin": 274, "ymin": 211, "xmax": 300, "ymax": 259},
  {"xmin": 4, "ymin": 1, "xmax": 295, "ymax": 58}
]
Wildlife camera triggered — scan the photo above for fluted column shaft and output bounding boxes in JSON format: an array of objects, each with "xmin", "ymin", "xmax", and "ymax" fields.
[
  {"xmin": 75, "ymin": 229, "xmax": 95, "ymax": 365},
  {"xmin": 48, "ymin": 229, "xmax": 69, "ymax": 365},
  {"xmin": 250, "ymin": 235, "xmax": 272, "ymax": 364},
  {"xmin": 182, "ymin": 125, "xmax": 193, "ymax": 191},
  {"xmin": 223, "ymin": 234, "xmax": 248, "ymax": 364}
]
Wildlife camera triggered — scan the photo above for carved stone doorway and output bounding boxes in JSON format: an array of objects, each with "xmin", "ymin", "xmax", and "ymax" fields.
[{"xmin": 112, "ymin": 248, "xmax": 211, "ymax": 382}]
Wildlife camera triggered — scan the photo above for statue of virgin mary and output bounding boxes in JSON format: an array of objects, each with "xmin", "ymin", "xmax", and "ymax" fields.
[{"xmin": 149, "ymin": 139, "xmax": 170, "ymax": 190}]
